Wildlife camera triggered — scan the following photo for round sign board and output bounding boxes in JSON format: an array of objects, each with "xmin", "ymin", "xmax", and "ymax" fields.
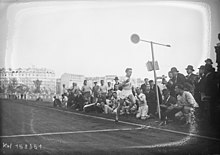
[{"xmin": 131, "ymin": 34, "xmax": 140, "ymax": 44}]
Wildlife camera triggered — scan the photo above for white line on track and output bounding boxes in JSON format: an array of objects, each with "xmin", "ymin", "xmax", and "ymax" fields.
[{"xmin": 0, "ymin": 127, "xmax": 142, "ymax": 138}]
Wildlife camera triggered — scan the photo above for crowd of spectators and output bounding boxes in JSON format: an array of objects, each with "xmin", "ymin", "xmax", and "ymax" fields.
[{"xmin": 53, "ymin": 57, "xmax": 219, "ymax": 127}]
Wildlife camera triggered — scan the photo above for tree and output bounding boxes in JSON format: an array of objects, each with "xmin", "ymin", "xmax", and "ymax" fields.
[
  {"xmin": 7, "ymin": 78, "xmax": 18, "ymax": 94},
  {"xmin": 16, "ymin": 84, "xmax": 29, "ymax": 94},
  {"xmin": 33, "ymin": 79, "xmax": 42, "ymax": 94}
]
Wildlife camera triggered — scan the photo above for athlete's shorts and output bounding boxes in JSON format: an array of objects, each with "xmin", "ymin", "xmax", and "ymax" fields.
[{"xmin": 119, "ymin": 89, "xmax": 133, "ymax": 99}]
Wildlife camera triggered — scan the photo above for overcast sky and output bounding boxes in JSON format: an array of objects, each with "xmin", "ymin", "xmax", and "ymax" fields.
[{"xmin": 2, "ymin": 1, "xmax": 213, "ymax": 79}]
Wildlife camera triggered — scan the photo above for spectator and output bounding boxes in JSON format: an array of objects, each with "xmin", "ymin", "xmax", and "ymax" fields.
[
  {"xmin": 103, "ymin": 91, "xmax": 119, "ymax": 114},
  {"xmin": 204, "ymin": 63, "xmax": 218, "ymax": 126},
  {"xmin": 53, "ymin": 96, "xmax": 62, "ymax": 107},
  {"xmin": 107, "ymin": 81, "xmax": 113, "ymax": 92},
  {"xmin": 136, "ymin": 87, "xmax": 150, "ymax": 120},
  {"xmin": 170, "ymin": 67, "xmax": 186, "ymax": 86},
  {"xmin": 62, "ymin": 84, "xmax": 68, "ymax": 96},
  {"xmin": 73, "ymin": 89, "xmax": 84, "ymax": 111},
  {"xmin": 159, "ymin": 89, "xmax": 177, "ymax": 125},
  {"xmin": 141, "ymin": 78, "xmax": 150, "ymax": 98},
  {"xmin": 114, "ymin": 77, "xmax": 121, "ymax": 91},
  {"xmin": 113, "ymin": 83, "xmax": 122, "ymax": 99},
  {"xmin": 147, "ymin": 80, "xmax": 162, "ymax": 117},
  {"xmin": 83, "ymin": 91, "xmax": 105, "ymax": 113},
  {"xmin": 81, "ymin": 80, "xmax": 92, "ymax": 104},
  {"xmin": 106, "ymin": 88, "xmax": 114, "ymax": 100},
  {"xmin": 185, "ymin": 65, "xmax": 198, "ymax": 95},
  {"xmin": 205, "ymin": 58, "xmax": 213, "ymax": 65},
  {"xmin": 61, "ymin": 94, "xmax": 68, "ymax": 108},
  {"xmin": 175, "ymin": 84, "xmax": 198, "ymax": 125},
  {"xmin": 67, "ymin": 92, "xmax": 75, "ymax": 108},
  {"xmin": 70, "ymin": 82, "xmax": 80, "ymax": 94},
  {"xmin": 205, "ymin": 58, "xmax": 215, "ymax": 73},
  {"xmin": 162, "ymin": 71, "xmax": 176, "ymax": 98},
  {"xmin": 194, "ymin": 65, "xmax": 206, "ymax": 118},
  {"xmin": 92, "ymin": 81, "xmax": 100, "ymax": 102},
  {"xmin": 107, "ymin": 81, "xmax": 114, "ymax": 99},
  {"xmin": 100, "ymin": 80, "xmax": 108, "ymax": 98}
]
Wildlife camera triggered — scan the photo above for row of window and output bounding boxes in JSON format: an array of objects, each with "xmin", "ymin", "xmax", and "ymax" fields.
[{"xmin": 0, "ymin": 73, "xmax": 55, "ymax": 77}]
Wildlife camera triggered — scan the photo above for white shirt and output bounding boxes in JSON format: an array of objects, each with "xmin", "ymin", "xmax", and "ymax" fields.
[
  {"xmin": 81, "ymin": 85, "xmax": 92, "ymax": 94},
  {"xmin": 100, "ymin": 85, "xmax": 108, "ymax": 93},
  {"xmin": 137, "ymin": 93, "xmax": 147, "ymax": 106},
  {"xmin": 177, "ymin": 91, "xmax": 198, "ymax": 107},
  {"xmin": 121, "ymin": 76, "xmax": 132, "ymax": 90},
  {"xmin": 62, "ymin": 87, "xmax": 68, "ymax": 94}
]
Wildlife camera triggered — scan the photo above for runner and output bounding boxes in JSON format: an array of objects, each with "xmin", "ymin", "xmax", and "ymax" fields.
[{"xmin": 115, "ymin": 68, "xmax": 136, "ymax": 122}]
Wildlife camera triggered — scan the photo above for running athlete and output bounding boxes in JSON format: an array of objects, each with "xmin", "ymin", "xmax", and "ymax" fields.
[{"xmin": 115, "ymin": 68, "xmax": 136, "ymax": 122}]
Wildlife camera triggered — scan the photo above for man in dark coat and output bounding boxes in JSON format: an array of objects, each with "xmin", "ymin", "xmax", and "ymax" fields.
[
  {"xmin": 160, "ymin": 89, "xmax": 177, "ymax": 125},
  {"xmin": 141, "ymin": 78, "xmax": 150, "ymax": 99},
  {"xmin": 162, "ymin": 71, "xmax": 176, "ymax": 98},
  {"xmin": 185, "ymin": 65, "xmax": 198, "ymax": 95},
  {"xmin": 147, "ymin": 80, "xmax": 162, "ymax": 116},
  {"xmin": 194, "ymin": 65, "xmax": 206, "ymax": 118},
  {"xmin": 204, "ymin": 64, "xmax": 218, "ymax": 126},
  {"xmin": 170, "ymin": 67, "xmax": 186, "ymax": 86}
]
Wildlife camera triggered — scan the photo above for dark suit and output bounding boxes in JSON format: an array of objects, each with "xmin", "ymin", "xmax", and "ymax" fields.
[
  {"xmin": 165, "ymin": 78, "xmax": 176, "ymax": 98},
  {"xmin": 160, "ymin": 95, "xmax": 177, "ymax": 120},
  {"xmin": 174, "ymin": 73, "xmax": 186, "ymax": 86},
  {"xmin": 194, "ymin": 75, "xmax": 206, "ymax": 114},
  {"xmin": 186, "ymin": 73, "xmax": 198, "ymax": 86},
  {"xmin": 147, "ymin": 85, "xmax": 162, "ymax": 115},
  {"xmin": 204, "ymin": 71, "xmax": 218, "ymax": 125},
  {"xmin": 185, "ymin": 73, "xmax": 198, "ymax": 95},
  {"xmin": 141, "ymin": 83, "xmax": 149, "ymax": 96}
]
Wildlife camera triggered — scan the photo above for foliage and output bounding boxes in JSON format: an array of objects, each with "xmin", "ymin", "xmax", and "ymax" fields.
[
  {"xmin": 7, "ymin": 78, "xmax": 18, "ymax": 94},
  {"xmin": 16, "ymin": 84, "xmax": 29, "ymax": 94},
  {"xmin": 33, "ymin": 79, "xmax": 42, "ymax": 94}
]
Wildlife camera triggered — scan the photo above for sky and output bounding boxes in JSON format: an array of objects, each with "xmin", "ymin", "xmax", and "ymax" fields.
[{"xmin": 1, "ymin": 0, "xmax": 214, "ymax": 79}]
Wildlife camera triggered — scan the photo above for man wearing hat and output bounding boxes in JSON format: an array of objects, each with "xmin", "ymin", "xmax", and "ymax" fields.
[
  {"xmin": 185, "ymin": 65, "xmax": 198, "ymax": 95},
  {"xmin": 205, "ymin": 58, "xmax": 213, "ymax": 65},
  {"xmin": 170, "ymin": 67, "xmax": 186, "ymax": 87},
  {"xmin": 114, "ymin": 77, "xmax": 121, "ymax": 91}
]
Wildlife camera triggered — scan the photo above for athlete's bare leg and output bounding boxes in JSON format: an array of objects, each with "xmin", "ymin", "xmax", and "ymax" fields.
[
  {"xmin": 115, "ymin": 99, "xmax": 124, "ymax": 122},
  {"xmin": 127, "ymin": 94, "xmax": 136, "ymax": 112}
]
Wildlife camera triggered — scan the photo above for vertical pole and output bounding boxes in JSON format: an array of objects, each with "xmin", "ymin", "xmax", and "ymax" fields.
[{"xmin": 150, "ymin": 42, "xmax": 161, "ymax": 119}]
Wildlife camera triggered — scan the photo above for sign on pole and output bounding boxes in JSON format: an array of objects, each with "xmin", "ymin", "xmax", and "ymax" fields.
[{"xmin": 146, "ymin": 61, "xmax": 159, "ymax": 71}]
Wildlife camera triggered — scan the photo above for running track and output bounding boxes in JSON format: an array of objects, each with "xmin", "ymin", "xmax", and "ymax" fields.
[{"xmin": 1, "ymin": 99, "xmax": 220, "ymax": 154}]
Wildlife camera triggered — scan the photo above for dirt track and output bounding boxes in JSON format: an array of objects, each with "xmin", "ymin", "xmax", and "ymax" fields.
[{"xmin": 1, "ymin": 99, "xmax": 220, "ymax": 154}]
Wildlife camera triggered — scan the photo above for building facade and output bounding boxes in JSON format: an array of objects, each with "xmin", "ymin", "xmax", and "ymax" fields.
[
  {"xmin": 56, "ymin": 78, "xmax": 61, "ymax": 94},
  {"xmin": 0, "ymin": 67, "xmax": 56, "ymax": 95}
]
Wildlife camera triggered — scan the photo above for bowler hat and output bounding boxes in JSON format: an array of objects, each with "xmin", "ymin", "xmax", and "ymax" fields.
[
  {"xmin": 170, "ymin": 67, "xmax": 179, "ymax": 72},
  {"xmin": 205, "ymin": 58, "xmax": 213, "ymax": 64},
  {"xmin": 185, "ymin": 65, "xmax": 195, "ymax": 71},
  {"xmin": 114, "ymin": 77, "xmax": 119, "ymax": 80}
]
